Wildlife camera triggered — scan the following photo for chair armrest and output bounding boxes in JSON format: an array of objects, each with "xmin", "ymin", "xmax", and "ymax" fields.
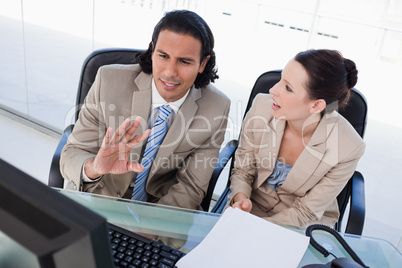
[
  {"xmin": 344, "ymin": 171, "xmax": 365, "ymax": 235},
  {"xmin": 48, "ymin": 124, "xmax": 74, "ymax": 188},
  {"xmin": 210, "ymin": 140, "xmax": 238, "ymax": 181},
  {"xmin": 211, "ymin": 187, "xmax": 231, "ymax": 214},
  {"xmin": 200, "ymin": 140, "xmax": 238, "ymax": 211}
]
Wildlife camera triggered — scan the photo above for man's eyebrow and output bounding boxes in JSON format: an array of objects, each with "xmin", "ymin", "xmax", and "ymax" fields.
[
  {"xmin": 179, "ymin": 57, "xmax": 196, "ymax": 62},
  {"xmin": 155, "ymin": 49, "xmax": 196, "ymax": 62},
  {"xmin": 156, "ymin": 49, "xmax": 167, "ymax": 55}
]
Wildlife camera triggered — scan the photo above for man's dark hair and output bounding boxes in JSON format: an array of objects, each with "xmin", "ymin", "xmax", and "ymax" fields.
[{"xmin": 138, "ymin": 10, "xmax": 218, "ymax": 88}]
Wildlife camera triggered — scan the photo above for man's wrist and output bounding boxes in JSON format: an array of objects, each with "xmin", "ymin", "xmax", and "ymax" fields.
[{"xmin": 83, "ymin": 158, "xmax": 102, "ymax": 180}]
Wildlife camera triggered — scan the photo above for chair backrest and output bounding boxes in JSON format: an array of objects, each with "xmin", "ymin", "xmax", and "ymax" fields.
[
  {"xmin": 73, "ymin": 48, "xmax": 145, "ymax": 122},
  {"xmin": 48, "ymin": 48, "xmax": 144, "ymax": 188},
  {"xmin": 228, "ymin": 70, "xmax": 368, "ymax": 227}
]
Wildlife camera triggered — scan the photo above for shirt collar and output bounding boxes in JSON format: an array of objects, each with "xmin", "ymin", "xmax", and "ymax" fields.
[{"xmin": 151, "ymin": 78, "xmax": 190, "ymax": 113}]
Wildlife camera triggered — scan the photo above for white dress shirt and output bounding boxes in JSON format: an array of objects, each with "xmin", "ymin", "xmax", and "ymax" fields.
[{"xmin": 148, "ymin": 78, "xmax": 189, "ymax": 129}]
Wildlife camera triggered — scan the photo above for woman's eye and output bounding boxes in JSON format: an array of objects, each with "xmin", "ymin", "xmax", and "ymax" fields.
[{"xmin": 286, "ymin": 85, "xmax": 293, "ymax": 92}]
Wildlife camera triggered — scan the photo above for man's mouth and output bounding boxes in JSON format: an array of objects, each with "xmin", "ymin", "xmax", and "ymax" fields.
[
  {"xmin": 161, "ymin": 79, "xmax": 180, "ymax": 88},
  {"xmin": 163, "ymin": 81, "xmax": 178, "ymax": 87}
]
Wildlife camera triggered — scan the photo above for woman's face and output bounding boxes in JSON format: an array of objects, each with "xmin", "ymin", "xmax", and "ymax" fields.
[{"xmin": 269, "ymin": 59, "xmax": 318, "ymax": 121}]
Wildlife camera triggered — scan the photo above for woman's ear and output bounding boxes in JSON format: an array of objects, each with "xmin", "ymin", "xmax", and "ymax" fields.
[{"xmin": 310, "ymin": 99, "xmax": 326, "ymax": 114}]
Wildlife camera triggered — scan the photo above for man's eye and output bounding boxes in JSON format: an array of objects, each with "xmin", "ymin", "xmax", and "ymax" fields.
[
  {"xmin": 181, "ymin": 60, "xmax": 191, "ymax": 65},
  {"xmin": 159, "ymin": 54, "xmax": 167, "ymax": 58}
]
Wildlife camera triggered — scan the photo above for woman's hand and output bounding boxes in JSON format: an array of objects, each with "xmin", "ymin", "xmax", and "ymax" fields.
[{"xmin": 231, "ymin": 192, "xmax": 252, "ymax": 213}]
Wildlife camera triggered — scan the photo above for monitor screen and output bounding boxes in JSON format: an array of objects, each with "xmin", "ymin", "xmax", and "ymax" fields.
[{"xmin": 0, "ymin": 158, "xmax": 113, "ymax": 268}]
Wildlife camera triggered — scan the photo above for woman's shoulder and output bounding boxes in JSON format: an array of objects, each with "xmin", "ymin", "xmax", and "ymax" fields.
[
  {"xmin": 325, "ymin": 111, "xmax": 365, "ymax": 154},
  {"xmin": 249, "ymin": 93, "xmax": 273, "ymax": 112},
  {"xmin": 335, "ymin": 112, "xmax": 364, "ymax": 140},
  {"xmin": 341, "ymin": 116, "xmax": 365, "ymax": 149},
  {"xmin": 253, "ymin": 93, "xmax": 273, "ymax": 104},
  {"xmin": 245, "ymin": 93, "xmax": 274, "ymax": 118}
]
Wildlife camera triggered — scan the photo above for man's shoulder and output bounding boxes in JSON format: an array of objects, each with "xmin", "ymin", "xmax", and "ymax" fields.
[
  {"xmin": 99, "ymin": 64, "xmax": 142, "ymax": 74},
  {"xmin": 98, "ymin": 64, "xmax": 150, "ymax": 85},
  {"xmin": 200, "ymin": 83, "xmax": 230, "ymax": 103}
]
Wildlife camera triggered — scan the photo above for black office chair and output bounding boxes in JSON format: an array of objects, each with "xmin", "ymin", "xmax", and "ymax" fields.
[
  {"xmin": 211, "ymin": 70, "xmax": 368, "ymax": 236},
  {"xmin": 48, "ymin": 48, "xmax": 144, "ymax": 189},
  {"xmin": 48, "ymin": 48, "xmax": 224, "ymax": 212}
]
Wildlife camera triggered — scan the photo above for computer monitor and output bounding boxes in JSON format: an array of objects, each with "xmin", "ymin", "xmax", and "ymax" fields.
[{"xmin": 0, "ymin": 158, "xmax": 113, "ymax": 268}]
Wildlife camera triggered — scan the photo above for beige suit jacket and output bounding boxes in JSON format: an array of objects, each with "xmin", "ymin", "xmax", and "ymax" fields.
[
  {"xmin": 60, "ymin": 64, "xmax": 230, "ymax": 210},
  {"xmin": 228, "ymin": 94, "xmax": 365, "ymax": 227}
]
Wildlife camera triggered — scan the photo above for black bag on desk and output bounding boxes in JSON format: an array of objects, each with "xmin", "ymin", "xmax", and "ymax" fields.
[{"xmin": 301, "ymin": 224, "xmax": 369, "ymax": 268}]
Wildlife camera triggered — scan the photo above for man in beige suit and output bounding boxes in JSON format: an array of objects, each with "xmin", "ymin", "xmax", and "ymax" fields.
[{"xmin": 60, "ymin": 10, "xmax": 230, "ymax": 210}]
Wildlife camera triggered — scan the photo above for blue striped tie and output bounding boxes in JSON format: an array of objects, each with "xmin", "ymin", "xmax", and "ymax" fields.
[{"xmin": 132, "ymin": 105, "xmax": 173, "ymax": 201}]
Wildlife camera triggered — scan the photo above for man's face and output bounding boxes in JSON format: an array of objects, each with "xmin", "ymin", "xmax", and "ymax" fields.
[{"xmin": 151, "ymin": 30, "xmax": 210, "ymax": 102}]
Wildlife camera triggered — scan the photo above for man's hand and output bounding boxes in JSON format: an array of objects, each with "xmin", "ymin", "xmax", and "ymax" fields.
[
  {"xmin": 84, "ymin": 117, "xmax": 151, "ymax": 179},
  {"xmin": 232, "ymin": 192, "xmax": 252, "ymax": 213}
]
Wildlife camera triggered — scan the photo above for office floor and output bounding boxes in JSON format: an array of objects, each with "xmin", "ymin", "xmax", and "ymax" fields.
[{"xmin": 1, "ymin": 112, "xmax": 401, "ymax": 253}]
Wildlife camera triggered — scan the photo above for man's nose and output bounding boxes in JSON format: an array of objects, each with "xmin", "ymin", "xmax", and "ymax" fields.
[{"xmin": 164, "ymin": 60, "xmax": 178, "ymax": 77}]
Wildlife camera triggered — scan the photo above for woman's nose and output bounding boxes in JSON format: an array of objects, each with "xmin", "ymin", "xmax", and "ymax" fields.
[{"xmin": 269, "ymin": 83, "xmax": 279, "ymax": 95}]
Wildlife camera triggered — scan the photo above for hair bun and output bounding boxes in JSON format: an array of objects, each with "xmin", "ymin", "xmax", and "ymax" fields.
[{"xmin": 344, "ymin": 59, "xmax": 358, "ymax": 89}]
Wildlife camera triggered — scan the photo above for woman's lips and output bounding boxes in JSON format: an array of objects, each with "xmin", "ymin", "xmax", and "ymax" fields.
[{"xmin": 272, "ymin": 99, "xmax": 281, "ymax": 110}]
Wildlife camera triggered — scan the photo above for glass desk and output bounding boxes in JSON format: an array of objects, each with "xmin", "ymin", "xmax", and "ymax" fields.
[
  {"xmin": 59, "ymin": 189, "xmax": 220, "ymax": 253},
  {"xmin": 59, "ymin": 189, "xmax": 402, "ymax": 267},
  {"xmin": 1, "ymin": 189, "xmax": 401, "ymax": 267}
]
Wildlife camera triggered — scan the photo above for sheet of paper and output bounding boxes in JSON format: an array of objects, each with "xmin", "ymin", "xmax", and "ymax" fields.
[{"xmin": 176, "ymin": 207, "xmax": 309, "ymax": 268}]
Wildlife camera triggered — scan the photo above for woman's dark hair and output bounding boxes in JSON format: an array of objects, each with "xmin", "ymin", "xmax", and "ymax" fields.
[
  {"xmin": 295, "ymin": 49, "xmax": 358, "ymax": 112},
  {"xmin": 138, "ymin": 10, "xmax": 218, "ymax": 89}
]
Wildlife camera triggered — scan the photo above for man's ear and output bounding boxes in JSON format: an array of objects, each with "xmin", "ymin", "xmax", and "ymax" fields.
[
  {"xmin": 310, "ymin": 99, "xmax": 326, "ymax": 114},
  {"xmin": 198, "ymin": 55, "xmax": 211, "ymax": 73}
]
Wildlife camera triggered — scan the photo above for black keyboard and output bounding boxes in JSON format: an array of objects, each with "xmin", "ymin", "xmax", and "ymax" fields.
[{"xmin": 107, "ymin": 223, "xmax": 185, "ymax": 268}]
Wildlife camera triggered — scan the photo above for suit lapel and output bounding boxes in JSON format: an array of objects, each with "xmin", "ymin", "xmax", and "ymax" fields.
[
  {"xmin": 255, "ymin": 116, "xmax": 286, "ymax": 189},
  {"xmin": 279, "ymin": 112, "xmax": 338, "ymax": 194},
  {"xmin": 128, "ymin": 72, "xmax": 152, "ymax": 165},
  {"xmin": 131, "ymin": 72, "xmax": 152, "ymax": 128}
]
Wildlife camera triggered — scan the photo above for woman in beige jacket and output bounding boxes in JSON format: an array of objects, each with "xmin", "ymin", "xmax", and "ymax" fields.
[{"xmin": 228, "ymin": 49, "xmax": 365, "ymax": 227}]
